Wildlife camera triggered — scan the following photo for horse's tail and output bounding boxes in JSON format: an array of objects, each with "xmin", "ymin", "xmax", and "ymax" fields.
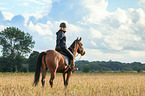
[{"xmin": 33, "ymin": 52, "xmax": 46, "ymax": 86}]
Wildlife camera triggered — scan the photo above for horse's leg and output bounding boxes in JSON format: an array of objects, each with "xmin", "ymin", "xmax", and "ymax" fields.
[
  {"xmin": 63, "ymin": 73, "xmax": 67, "ymax": 86},
  {"xmin": 49, "ymin": 70, "xmax": 56, "ymax": 88},
  {"xmin": 41, "ymin": 67, "xmax": 46, "ymax": 87},
  {"xmin": 65, "ymin": 70, "xmax": 72, "ymax": 88}
]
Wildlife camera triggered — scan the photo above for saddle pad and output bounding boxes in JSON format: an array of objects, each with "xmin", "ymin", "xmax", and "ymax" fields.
[{"xmin": 61, "ymin": 54, "xmax": 69, "ymax": 66}]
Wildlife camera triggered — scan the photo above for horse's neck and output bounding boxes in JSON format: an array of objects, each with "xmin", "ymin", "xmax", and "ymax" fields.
[{"xmin": 68, "ymin": 41, "xmax": 78, "ymax": 57}]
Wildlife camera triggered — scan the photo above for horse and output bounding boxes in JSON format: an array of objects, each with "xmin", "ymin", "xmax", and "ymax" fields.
[{"xmin": 33, "ymin": 37, "xmax": 85, "ymax": 88}]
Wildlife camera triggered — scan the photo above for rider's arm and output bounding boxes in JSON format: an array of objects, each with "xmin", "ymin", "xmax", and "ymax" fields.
[{"xmin": 57, "ymin": 31, "xmax": 64, "ymax": 41}]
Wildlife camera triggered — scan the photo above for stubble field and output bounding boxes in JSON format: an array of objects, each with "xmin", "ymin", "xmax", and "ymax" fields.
[{"xmin": 0, "ymin": 72, "xmax": 145, "ymax": 96}]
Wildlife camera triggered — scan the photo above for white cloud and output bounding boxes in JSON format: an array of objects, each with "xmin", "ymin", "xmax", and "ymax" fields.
[
  {"xmin": 67, "ymin": 23, "xmax": 83, "ymax": 37},
  {"xmin": 82, "ymin": 0, "xmax": 108, "ymax": 24},
  {"xmin": 81, "ymin": 5, "xmax": 145, "ymax": 52},
  {"xmin": 28, "ymin": 0, "xmax": 52, "ymax": 19},
  {"xmin": 0, "ymin": 25, "xmax": 5, "ymax": 31},
  {"xmin": 20, "ymin": 0, "xmax": 52, "ymax": 20},
  {"xmin": 28, "ymin": 21, "xmax": 53, "ymax": 36},
  {"xmin": 139, "ymin": 0, "xmax": 145, "ymax": 8},
  {"xmin": 135, "ymin": 8, "xmax": 145, "ymax": 26},
  {"xmin": 40, "ymin": 0, "xmax": 52, "ymax": 17},
  {"xmin": 23, "ymin": 2, "xmax": 29, "ymax": 6},
  {"xmin": 0, "ymin": 7, "xmax": 9, "ymax": 10},
  {"xmin": 2, "ymin": 12, "xmax": 14, "ymax": 20},
  {"xmin": 90, "ymin": 27, "xmax": 102, "ymax": 39},
  {"xmin": 0, "ymin": 3, "xmax": 6, "ymax": 4},
  {"xmin": 102, "ymin": 22, "xmax": 142, "ymax": 51},
  {"xmin": 91, "ymin": 41, "xmax": 97, "ymax": 47},
  {"xmin": 81, "ymin": 48, "xmax": 145, "ymax": 63},
  {"xmin": 110, "ymin": 8, "xmax": 128, "ymax": 24},
  {"xmin": 80, "ymin": 48, "xmax": 126, "ymax": 61},
  {"xmin": 23, "ymin": 0, "xmax": 45, "ymax": 5}
]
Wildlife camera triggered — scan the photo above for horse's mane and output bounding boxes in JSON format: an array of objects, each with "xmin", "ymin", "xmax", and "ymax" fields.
[{"xmin": 68, "ymin": 40, "xmax": 76, "ymax": 53}]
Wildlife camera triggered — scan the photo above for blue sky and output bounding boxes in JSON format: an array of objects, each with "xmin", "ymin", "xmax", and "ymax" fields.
[
  {"xmin": 1, "ymin": 0, "xmax": 145, "ymax": 63},
  {"xmin": 107, "ymin": 0, "xmax": 139, "ymax": 12}
]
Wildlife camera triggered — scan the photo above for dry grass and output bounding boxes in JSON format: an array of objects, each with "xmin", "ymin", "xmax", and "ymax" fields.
[{"xmin": 0, "ymin": 72, "xmax": 145, "ymax": 96}]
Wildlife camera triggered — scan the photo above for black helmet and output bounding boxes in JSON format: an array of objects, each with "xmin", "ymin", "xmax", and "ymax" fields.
[{"xmin": 60, "ymin": 22, "xmax": 66, "ymax": 28}]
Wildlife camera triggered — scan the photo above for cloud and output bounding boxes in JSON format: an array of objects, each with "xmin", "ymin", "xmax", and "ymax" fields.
[
  {"xmin": 27, "ymin": 0, "xmax": 52, "ymax": 19},
  {"xmin": 82, "ymin": 0, "xmax": 108, "ymax": 24},
  {"xmin": 80, "ymin": 4, "xmax": 145, "ymax": 52},
  {"xmin": 0, "ymin": 11, "xmax": 25, "ymax": 29},
  {"xmin": 102, "ymin": 8, "xmax": 128, "ymax": 28},
  {"xmin": 0, "ymin": 7, "xmax": 9, "ymax": 10},
  {"xmin": 67, "ymin": 23, "xmax": 83, "ymax": 40},
  {"xmin": 0, "ymin": 3, "xmax": 6, "ymax": 4},
  {"xmin": 2, "ymin": 12, "xmax": 14, "ymax": 20},
  {"xmin": 0, "ymin": 11, "xmax": 4, "ymax": 20},
  {"xmin": 81, "ymin": 48, "xmax": 145, "ymax": 62},
  {"xmin": 31, "ymin": 0, "xmax": 52, "ymax": 19},
  {"xmin": 22, "ymin": 0, "xmax": 45, "ymax": 5},
  {"xmin": 139, "ymin": 0, "xmax": 145, "ymax": 8},
  {"xmin": 0, "ymin": 25, "xmax": 5, "ymax": 31},
  {"xmin": 28, "ymin": 21, "xmax": 53, "ymax": 36},
  {"xmin": 80, "ymin": 48, "xmax": 125, "ymax": 61},
  {"xmin": 23, "ymin": 2, "xmax": 29, "ymax": 6},
  {"xmin": 90, "ymin": 27, "xmax": 102, "ymax": 39},
  {"xmin": 91, "ymin": 41, "xmax": 97, "ymax": 47}
]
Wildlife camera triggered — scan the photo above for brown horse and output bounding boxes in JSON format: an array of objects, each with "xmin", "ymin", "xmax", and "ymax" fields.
[{"xmin": 33, "ymin": 37, "xmax": 85, "ymax": 88}]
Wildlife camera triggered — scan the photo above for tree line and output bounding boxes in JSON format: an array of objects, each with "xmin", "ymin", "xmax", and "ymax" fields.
[
  {"xmin": 1, "ymin": 52, "xmax": 145, "ymax": 73},
  {"xmin": 0, "ymin": 27, "xmax": 145, "ymax": 72},
  {"xmin": 0, "ymin": 51, "xmax": 39, "ymax": 72},
  {"xmin": 75, "ymin": 60, "xmax": 145, "ymax": 73}
]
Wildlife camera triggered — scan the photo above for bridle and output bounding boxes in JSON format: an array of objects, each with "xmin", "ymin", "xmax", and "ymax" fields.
[
  {"xmin": 75, "ymin": 40, "xmax": 85, "ymax": 61},
  {"xmin": 69, "ymin": 40, "xmax": 85, "ymax": 61},
  {"xmin": 75, "ymin": 53, "xmax": 82, "ymax": 61},
  {"xmin": 77, "ymin": 40, "xmax": 84, "ymax": 55}
]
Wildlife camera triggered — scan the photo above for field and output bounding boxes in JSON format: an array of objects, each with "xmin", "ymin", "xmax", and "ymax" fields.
[{"xmin": 0, "ymin": 73, "xmax": 145, "ymax": 96}]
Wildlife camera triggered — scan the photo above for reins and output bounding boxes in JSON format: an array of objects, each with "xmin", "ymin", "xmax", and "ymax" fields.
[
  {"xmin": 75, "ymin": 53, "xmax": 82, "ymax": 61},
  {"xmin": 69, "ymin": 40, "xmax": 83, "ymax": 62}
]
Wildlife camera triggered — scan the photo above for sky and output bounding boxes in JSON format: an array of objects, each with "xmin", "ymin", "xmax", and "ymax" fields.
[{"xmin": 0, "ymin": 0, "xmax": 145, "ymax": 63}]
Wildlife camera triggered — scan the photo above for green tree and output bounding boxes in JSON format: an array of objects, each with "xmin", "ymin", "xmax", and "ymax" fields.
[
  {"xmin": 0, "ymin": 27, "xmax": 35, "ymax": 57},
  {"xmin": 137, "ymin": 68, "xmax": 142, "ymax": 73},
  {"xmin": 28, "ymin": 51, "xmax": 39, "ymax": 72},
  {"xmin": 83, "ymin": 67, "xmax": 90, "ymax": 73},
  {"xmin": 0, "ymin": 27, "xmax": 35, "ymax": 72}
]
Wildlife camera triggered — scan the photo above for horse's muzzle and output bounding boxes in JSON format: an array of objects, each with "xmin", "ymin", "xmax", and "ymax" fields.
[{"xmin": 81, "ymin": 51, "xmax": 85, "ymax": 56}]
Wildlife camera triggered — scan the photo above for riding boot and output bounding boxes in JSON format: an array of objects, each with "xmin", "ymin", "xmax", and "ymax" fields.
[{"xmin": 70, "ymin": 60, "xmax": 78, "ymax": 71}]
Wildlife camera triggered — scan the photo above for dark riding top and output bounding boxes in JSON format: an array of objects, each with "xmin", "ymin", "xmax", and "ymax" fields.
[
  {"xmin": 55, "ymin": 29, "xmax": 74, "ymax": 61},
  {"xmin": 55, "ymin": 29, "xmax": 66, "ymax": 49}
]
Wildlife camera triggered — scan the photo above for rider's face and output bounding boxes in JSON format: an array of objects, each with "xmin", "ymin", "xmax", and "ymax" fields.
[{"xmin": 61, "ymin": 27, "xmax": 66, "ymax": 31}]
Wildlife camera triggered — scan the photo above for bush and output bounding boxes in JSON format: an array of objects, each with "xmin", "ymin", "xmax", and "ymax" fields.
[
  {"xmin": 137, "ymin": 68, "xmax": 142, "ymax": 73},
  {"xmin": 83, "ymin": 67, "xmax": 90, "ymax": 73}
]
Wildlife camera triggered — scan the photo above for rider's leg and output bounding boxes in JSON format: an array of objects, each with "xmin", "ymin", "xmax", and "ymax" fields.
[{"xmin": 62, "ymin": 47, "xmax": 78, "ymax": 71}]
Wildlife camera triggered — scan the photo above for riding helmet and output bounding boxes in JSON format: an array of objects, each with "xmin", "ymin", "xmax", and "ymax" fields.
[{"xmin": 60, "ymin": 22, "xmax": 66, "ymax": 28}]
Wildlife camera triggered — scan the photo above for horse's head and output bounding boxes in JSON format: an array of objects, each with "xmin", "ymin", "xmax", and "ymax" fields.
[{"xmin": 76, "ymin": 37, "xmax": 85, "ymax": 56}]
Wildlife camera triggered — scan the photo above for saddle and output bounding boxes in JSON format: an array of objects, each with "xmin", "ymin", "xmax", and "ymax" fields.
[{"xmin": 58, "ymin": 51, "xmax": 69, "ymax": 66}]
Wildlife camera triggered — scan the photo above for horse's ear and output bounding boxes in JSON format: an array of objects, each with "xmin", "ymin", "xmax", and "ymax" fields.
[
  {"xmin": 79, "ymin": 37, "xmax": 82, "ymax": 41},
  {"xmin": 77, "ymin": 37, "xmax": 79, "ymax": 40}
]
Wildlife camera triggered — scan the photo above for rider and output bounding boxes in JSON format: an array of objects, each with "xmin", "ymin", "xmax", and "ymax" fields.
[{"xmin": 55, "ymin": 22, "xmax": 78, "ymax": 71}]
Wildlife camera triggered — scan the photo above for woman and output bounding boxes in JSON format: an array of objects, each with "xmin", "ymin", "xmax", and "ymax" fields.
[{"xmin": 55, "ymin": 22, "xmax": 78, "ymax": 71}]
